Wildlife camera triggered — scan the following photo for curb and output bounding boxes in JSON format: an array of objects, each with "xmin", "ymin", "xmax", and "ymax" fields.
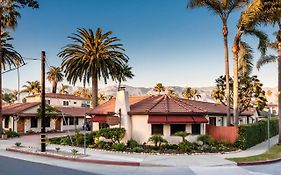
[
  {"xmin": 237, "ymin": 158, "xmax": 281, "ymax": 166},
  {"xmin": 6, "ymin": 148, "xmax": 140, "ymax": 167}
]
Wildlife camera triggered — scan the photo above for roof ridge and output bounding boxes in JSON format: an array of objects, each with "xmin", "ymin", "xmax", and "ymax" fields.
[
  {"xmin": 177, "ymin": 98, "xmax": 207, "ymax": 112},
  {"xmin": 165, "ymin": 95, "xmax": 169, "ymax": 113},
  {"xmin": 145, "ymin": 95, "xmax": 166, "ymax": 113}
]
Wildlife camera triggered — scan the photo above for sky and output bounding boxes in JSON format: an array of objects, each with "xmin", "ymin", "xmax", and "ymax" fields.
[{"xmin": 3, "ymin": 0, "xmax": 278, "ymax": 90}]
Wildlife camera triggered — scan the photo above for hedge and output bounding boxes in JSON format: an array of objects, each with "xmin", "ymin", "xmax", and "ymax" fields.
[{"xmin": 235, "ymin": 118, "xmax": 279, "ymax": 150}]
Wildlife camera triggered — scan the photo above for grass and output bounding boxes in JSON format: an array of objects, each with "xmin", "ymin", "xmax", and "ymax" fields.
[{"xmin": 228, "ymin": 145, "xmax": 281, "ymax": 163}]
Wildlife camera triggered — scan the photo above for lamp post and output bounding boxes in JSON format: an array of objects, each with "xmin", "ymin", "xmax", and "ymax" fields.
[
  {"xmin": 41, "ymin": 51, "xmax": 46, "ymax": 152},
  {"xmin": 267, "ymin": 107, "xmax": 272, "ymax": 150}
]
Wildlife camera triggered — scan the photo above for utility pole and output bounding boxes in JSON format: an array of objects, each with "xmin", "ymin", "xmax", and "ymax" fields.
[{"xmin": 41, "ymin": 51, "xmax": 46, "ymax": 152}]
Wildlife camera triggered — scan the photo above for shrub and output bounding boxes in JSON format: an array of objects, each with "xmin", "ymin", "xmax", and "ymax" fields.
[
  {"xmin": 174, "ymin": 131, "xmax": 190, "ymax": 142},
  {"xmin": 5, "ymin": 130, "xmax": 20, "ymax": 138},
  {"xmin": 71, "ymin": 149, "xmax": 79, "ymax": 155},
  {"xmin": 15, "ymin": 142, "xmax": 21, "ymax": 147},
  {"xmin": 127, "ymin": 139, "xmax": 139, "ymax": 148},
  {"xmin": 112, "ymin": 143, "xmax": 126, "ymax": 151},
  {"xmin": 178, "ymin": 141, "xmax": 192, "ymax": 152},
  {"xmin": 199, "ymin": 145, "xmax": 210, "ymax": 152},
  {"xmin": 49, "ymin": 137, "xmax": 63, "ymax": 144},
  {"xmin": 88, "ymin": 145, "xmax": 95, "ymax": 149},
  {"xmin": 99, "ymin": 128, "xmax": 126, "ymax": 143},
  {"xmin": 131, "ymin": 146, "xmax": 144, "ymax": 153},
  {"xmin": 235, "ymin": 118, "xmax": 279, "ymax": 150},
  {"xmin": 97, "ymin": 141, "xmax": 112, "ymax": 150},
  {"xmin": 197, "ymin": 135, "xmax": 214, "ymax": 145},
  {"xmin": 161, "ymin": 143, "xmax": 178, "ymax": 150},
  {"xmin": 148, "ymin": 135, "xmax": 168, "ymax": 148},
  {"xmin": 55, "ymin": 147, "xmax": 60, "ymax": 152}
]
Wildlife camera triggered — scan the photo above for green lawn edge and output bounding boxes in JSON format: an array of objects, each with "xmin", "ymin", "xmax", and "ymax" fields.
[{"xmin": 227, "ymin": 145, "xmax": 281, "ymax": 163}]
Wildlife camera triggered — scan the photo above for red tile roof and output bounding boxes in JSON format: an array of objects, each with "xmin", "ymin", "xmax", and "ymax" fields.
[
  {"xmin": 2, "ymin": 102, "xmax": 40, "ymax": 115},
  {"xmin": 56, "ymin": 107, "xmax": 91, "ymax": 117},
  {"xmin": 26, "ymin": 93, "xmax": 87, "ymax": 100},
  {"xmin": 88, "ymin": 95, "xmax": 253, "ymax": 116}
]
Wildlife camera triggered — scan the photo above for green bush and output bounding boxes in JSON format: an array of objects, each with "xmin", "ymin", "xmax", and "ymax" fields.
[
  {"xmin": 148, "ymin": 135, "xmax": 168, "ymax": 148},
  {"xmin": 71, "ymin": 149, "xmax": 79, "ymax": 155},
  {"xmin": 99, "ymin": 128, "xmax": 126, "ymax": 143},
  {"xmin": 49, "ymin": 137, "xmax": 63, "ymax": 144},
  {"xmin": 161, "ymin": 143, "xmax": 178, "ymax": 150},
  {"xmin": 112, "ymin": 143, "xmax": 126, "ymax": 151},
  {"xmin": 5, "ymin": 130, "xmax": 20, "ymax": 138},
  {"xmin": 97, "ymin": 141, "xmax": 112, "ymax": 150},
  {"xmin": 197, "ymin": 135, "xmax": 214, "ymax": 145},
  {"xmin": 127, "ymin": 139, "xmax": 139, "ymax": 148},
  {"xmin": 174, "ymin": 131, "xmax": 190, "ymax": 142},
  {"xmin": 178, "ymin": 141, "xmax": 192, "ymax": 152},
  {"xmin": 131, "ymin": 146, "xmax": 144, "ymax": 153},
  {"xmin": 15, "ymin": 142, "xmax": 21, "ymax": 147},
  {"xmin": 235, "ymin": 118, "xmax": 279, "ymax": 150}
]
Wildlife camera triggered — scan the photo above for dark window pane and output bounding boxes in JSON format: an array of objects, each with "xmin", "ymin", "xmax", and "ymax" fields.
[
  {"xmin": 63, "ymin": 117, "xmax": 68, "ymax": 125},
  {"xmin": 170, "ymin": 124, "xmax": 185, "ymax": 135},
  {"xmin": 75, "ymin": 118, "xmax": 79, "ymax": 125},
  {"xmin": 45, "ymin": 117, "xmax": 50, "ymax": 127},
  {"xmin": 192, "ymin": 124, "xmax": 201, "ymax": 135},
  {"xmin": 69, "ymin": 117, "xmax": 74, "ymax": 125},
  {"xmin": 209, "ymin": 117, "xmax": 216, "ymax": 126},
  {"xmin": 31, "ymin": 117, "xmax": 38, "ymax": 128},
  {"xmin": 63, "ymin": 101, "xmax": 69, "ymax": 106},
  {"xmin": 99, "ymin": 123, "xmax": 109, "ymax": 129},
  {"xmin": 4, "ymin": 116, "xmax": 9, "ymax": 128},
  {"xmin": 151, "ymin": 124, "xmax": 163, "ymax": 135}
]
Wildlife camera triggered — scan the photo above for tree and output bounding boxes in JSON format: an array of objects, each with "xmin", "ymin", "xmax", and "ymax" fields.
[
  {"xmin": 153, "ymin": 83, "xmax": 165, "ymax": 95},
  {"xmin": 167, "ymin": 88, "xmax": 179, "ymax": 97},
  {"xmin": 212, "ymin": 75, "xmax": 267, "ymax": 115},
  {"xmin": 59, "ymin": 84, "xmax": 69, "ymax": 94},
  {"xmin": 187, "ymin": 0, "xmax": 249, "ymax": 126},
  {"xmin": 232, "ymin": 1, "xmax": 269, "ymax": 125},
  {"xmin": 21, "ymin": 81, "xmax": 41, "ymax": 95},
  {"xmin": 47, "ymin": 66, "xmax": 63, "ymax": 93},
  {"xmin": 98, "ymin": 93, "xmax": 106, "ymax": 103},
  {"xmin": 266, "ymin": 89, "xmax": 272, "ymax": 98},
  {"xmin": 114, "ymin": 64, "xmax": 134, "ymax": 90},
  {"xmin": 58, "ymin": 28, "xmax": 129, "ymax": 107},
  {"xmin": 182, "ymin": 87, "xmax": 201, "ymax": 100},
  {"xmin": 0, "ymin": 0, "xmax": 39, "ymax": 135},
  {"xmin": 148, "ymin": 135, "xmax": 168, "ymax": 149},
  {"xmin": 73, "ymin": 87, "xmax": 91, "ymax": 99},
  {"xmin": 174, "ymin": 131, "xmax": 190, "ymax": 142},
  {"xmin": 2, "ymin": 92, "xmax": 17, "ymax": 103}
]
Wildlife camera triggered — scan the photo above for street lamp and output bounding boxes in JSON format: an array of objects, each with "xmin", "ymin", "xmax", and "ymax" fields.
[
  {"xmin": 107, "ymin": 108, "xmax": 121, "ymax": 128},
  {"xmin": 83, "ymin": 114, "xmax": 92, "ymax": 155},
  {"xmin": 267, "ymin": 107, "xmax": 273, "ymax": 150}
]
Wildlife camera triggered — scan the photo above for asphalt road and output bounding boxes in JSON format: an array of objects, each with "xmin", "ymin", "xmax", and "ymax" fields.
[
  {"xmin": 0, "ymin": 156, "xmax": 100, "ymax": 175},
  {"xmin": 244, "ymin": 162, "xmax": 281, "ymax": 175}
]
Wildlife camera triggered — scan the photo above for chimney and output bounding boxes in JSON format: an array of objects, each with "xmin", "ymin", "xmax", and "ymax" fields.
[{"xmin": 115, "ymin": 87, "xmax": 131, "ymax": 141}]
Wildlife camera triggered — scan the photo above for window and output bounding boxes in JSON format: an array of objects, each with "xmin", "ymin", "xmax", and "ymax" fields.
[
  {"xmin": 4, "ymin": 116, "xmax": 9, "ymax": 128},
  {"xmin": 69, "ymin": 117, "xmax": 74, "ymax": 125},
  {"xmin": 209, "ymin": 117, "xmax": 216, "ymax": 126},
  {"xmin": 170, "ymin": 124, "xmax": 186, "ymax": 135},
  {"xmin": 46, "ymin": 100, "xmax": 50, "ymax": 105},
  {"xmin": 192, "ymin": 124, "xmax": 201, "ymax": 135},
  {"xmin": 99, "ymin": 123, "xmax": 109, "ymax": 129},
  {"xmin": 74, "ymin": 118, "xmax": 79, "ymax": 125},
  {"xmin": 151, "ymin": 124, "xmax": 163, "ymax": 135},
  {"xmin": 73, "ymin": 101, "xmax": 77, "ymax": 105},
  {"xmin": 31, "ymin": 117, "xmax": 38, "ymax": 128},
  {"xmin": 63, "ymin": 101, "xmax": 69, "ymax": 106},
  {"xmin": 63, "ymin": 118, "xmax": 68, "ymax": 125},
  {"xmin": 45, "ymin": 117, "xmax": 50, "ymax": 127}
]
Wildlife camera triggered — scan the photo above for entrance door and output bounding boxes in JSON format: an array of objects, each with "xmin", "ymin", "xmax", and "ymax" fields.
[
  {"xmin": 55, "ymin": 118, "xmax": 61, "ymax": 131},
  {"xmin": 17, "ymin": 118, "xmax": 25, "ymax": 133}
]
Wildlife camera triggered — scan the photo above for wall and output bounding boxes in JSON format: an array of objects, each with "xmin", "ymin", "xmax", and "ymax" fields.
[
  {"xmin": 61, "ymin": 117, "xmax": 84, "ymax": 131},
  {"xmin": 206, "ymin": 124, "xmax": 238, "ymax": 144},
  {"xmin": 25, "ymin": 96, "xmax": 89, "ymax": 107},
  {"xmin": 24, "ymin": 118, "xmax": 56, "ymax": 133}
]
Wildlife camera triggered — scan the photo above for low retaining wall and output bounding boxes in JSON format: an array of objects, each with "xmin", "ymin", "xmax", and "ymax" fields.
[{"xmin": 206, "ymin": 124, "xmax": 238, "ymax": 144}]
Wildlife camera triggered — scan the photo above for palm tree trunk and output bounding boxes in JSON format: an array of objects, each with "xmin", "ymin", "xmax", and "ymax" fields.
[
  {"xmin": 92, "ymin": 72, "xmax": 98, "ymax": 107},
  {"xmin": 223, "ymin": 22, "xmax": 231, "ymax": 126},
  {"xmin": 232, "ymin": 30, "xmax": 242, "ymax": 126},
  {"xmin": 0, "ymin": 18, "xmax": 3, "ymax": 135},
  {"xmin": 51, "ymin": 81, "xmax": 57, "ymax": 93},
  {"xmin": 277, "ymin": 25, "xmax": 281, "ymax": 144}
]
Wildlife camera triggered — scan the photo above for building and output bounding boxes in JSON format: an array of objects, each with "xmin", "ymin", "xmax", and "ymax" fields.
[
  {"xmin": 2, "ymin": 93, "xmax": 91, "ymax": 134},
  {"xmin": 88, "ymin": 90, "xmax": 254, "ymax": 144}
]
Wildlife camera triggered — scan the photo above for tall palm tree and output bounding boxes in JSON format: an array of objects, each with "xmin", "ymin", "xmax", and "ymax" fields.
[
  {"xmin": 0, "ymin": 31, "xmax": 23, "ymax": 134},
  {"xmin": 167, "ymin": 88, "xmax": 179, "ymax": 98},
  {"xmin": 21, "ymin": 81, "xmax": 41, "ymax": 95},
  {"xmin": 182, "ymin": 87, "xmax": 201, "ymax": 100},
  {"xmin": 114, "ymin": 64, "xmax": 134, "ymax": 90},
  {"xmin": 47, "ymin": 66, "xmax": 63, "ymax": 93},
  {"xmin": 153, "ymin": 83, "xmax": 165, "ymax": 95},
  {"xmin": 58, "ymin": 28, "xmax": 129, "ymax": 107},
  {"xmin": 232, "ymin": 1, "xmax": 269, "ymax": 125},
  {"xmin": 98, "ymin": 93, "xmax": 106, "ymax": 103},
  {"xmin": 73, "ymin": 87, "xmax": 91, "ymax": 100},
  {"xmin": 254, "ymin": 0, "xmax": 281, "ymax": 143},
  {"xmin": 59, "ymin": 84, "xmax": 69, "ymax": 94},
  {"xmin": 187, "ymin": 0, "xmax": 248, "ymax": 126}
]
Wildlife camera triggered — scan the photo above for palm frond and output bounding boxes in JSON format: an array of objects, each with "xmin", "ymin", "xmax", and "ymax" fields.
[
  {"xmin": 256, "ymin": 55, "xmax": 277, "ymax": 70},
  {"xmin": 238, "ymin": 41, "xmax": 254, "ymax": 76}
]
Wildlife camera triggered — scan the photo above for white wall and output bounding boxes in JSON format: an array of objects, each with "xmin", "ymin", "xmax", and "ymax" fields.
[
  {"xmin": 24, "ymin": 118, "xmax": 56, "ymax": 133},
  {"xmin": 61, "ymin": 118, "xmax": 84, "ymax": 131},
  {"xmin": 25, "ymin": 96, "xmax": 89, "ymax": 107}
]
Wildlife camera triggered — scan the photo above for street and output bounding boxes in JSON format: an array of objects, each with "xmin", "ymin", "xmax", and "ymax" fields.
[{"xmin": 244, "ymin": 162, "xmax": 281, "ymax": 175}]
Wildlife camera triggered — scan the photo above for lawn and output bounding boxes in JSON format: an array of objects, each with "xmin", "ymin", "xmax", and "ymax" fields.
[{"xmin": 228, "ymin": 145, "xmax": 281, "ymax": 163}]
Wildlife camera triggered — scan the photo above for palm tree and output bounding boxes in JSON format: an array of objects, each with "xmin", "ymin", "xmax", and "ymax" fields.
[
  {"xmin": 232, "ymin": 1, "xmax": 269, "ymax": 125},
  {"xmin": 21, "ymin": 81, "xmax": 41, "ymax": 95},
  {"xmin": 254, "ymin": 0, "xmax": 281, "ymax": 143},
  {"xmin": 167, "ymin": 88, "xmax": 179, "ymax": 97},
  {"xmin": 0, "ymin": 0, "xmax": 38, "ymax": 135},
  {"xmin": 187, "ymin": 0, "xmax": 248, "ymax": 126},
  {"xmin": 47, "ymin": 66, "xmax": 63, "ymax": 93},
  {"xmin": 73, "ymin": 87, "xmax": 91, "ymax": 100},
  {"xmin": 153, "ymin": 83, "xmax": 165, "ymax": 95},
  {"xmin": 59, "ymin": 84, "xmax": 69, "ymax": 94},
  {"xmin": 182, "ymin": 87, "xmax": 201, "ymax": 100},
  {"xmin": 58, "ymin": 28, "xmax": 129, "ymax": 107},
  {"xmin": 115, "ymin": 64, "xmax": 134, "ymax": 90},
  {"xmin": 98, "ymin": 93, "xmax": 106, "ymax": 103}
]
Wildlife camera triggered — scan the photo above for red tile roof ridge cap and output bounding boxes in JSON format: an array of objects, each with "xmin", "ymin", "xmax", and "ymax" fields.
[
  {"xmin": 168, "ymin": 96, "xmax": 196, "ymax": 112},
  {"xmin": 164, "ymin": 95, "xmax": 169, "ymax": 113},
  {"xmin": 145, "ymin": 95, "xmax": 166, "ymax": 113}
]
